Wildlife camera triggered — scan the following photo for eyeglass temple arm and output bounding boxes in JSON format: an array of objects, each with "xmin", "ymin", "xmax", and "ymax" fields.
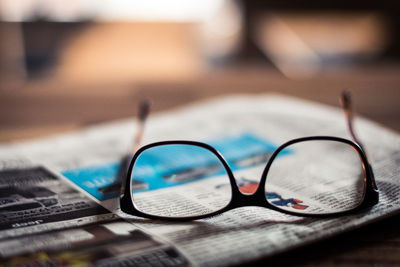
[
  {"xmin": 340, "ymin": 91, "xmax": 364, "ymax": 149},
  {"xmin": 340, "ymin": 91, "xmax": 378, "ymax": 190},
  {"xmin": 119, "ymin": 100, "xmax": 151, "ymax": 196},
  {"xmin": 132, "ymin": 100, "xmax": 151, "ymax": 154}
]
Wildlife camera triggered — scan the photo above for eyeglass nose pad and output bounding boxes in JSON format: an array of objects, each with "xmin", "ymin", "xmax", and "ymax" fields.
[{"xmin": 237, "ymin": 179, "xmax": 259, "ymax": 195}]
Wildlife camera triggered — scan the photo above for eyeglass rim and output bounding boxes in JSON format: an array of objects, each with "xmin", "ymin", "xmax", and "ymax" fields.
[{"xmin": 120, "ymin": 136, "xmax": 378, "ymax": 221}]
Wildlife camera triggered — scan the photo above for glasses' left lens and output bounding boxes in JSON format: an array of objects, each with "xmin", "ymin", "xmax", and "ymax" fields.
[
  {"xmin": 130, "ymin": 144, "xmax": 232, "ymax": 218},
  {"xmin": 264, "ymin": 140, "xmax": 366, "ymax": 215}
]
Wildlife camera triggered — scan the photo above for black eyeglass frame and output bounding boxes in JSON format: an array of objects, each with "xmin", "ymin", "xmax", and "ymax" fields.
[{"xmin": 120, "ymin": 136, "xmax": 379, "ymax": 221}]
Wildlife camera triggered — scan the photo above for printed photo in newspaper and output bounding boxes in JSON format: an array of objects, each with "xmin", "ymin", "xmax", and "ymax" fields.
[{"xmin": 0, "ymin": 219, "xmax": 188, "ymax": 267}]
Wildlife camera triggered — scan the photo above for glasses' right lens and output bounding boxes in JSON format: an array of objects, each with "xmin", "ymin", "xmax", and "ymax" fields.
[
  {"xmin": 264, "ymin": 140, "xmax": 366, "ymax": 215},
  {"xmin": 130, "ymin": 144, "xmax": 232, "ymax": 218}
]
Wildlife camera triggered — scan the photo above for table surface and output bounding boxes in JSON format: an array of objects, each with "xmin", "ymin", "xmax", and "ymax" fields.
[
  {"xmin": 1, "ymin": 63, "xmax": 399, "ymax": 141},
  {"xmin": 0, "ymin": 58, "xmax": 399, "ymax": 265}
]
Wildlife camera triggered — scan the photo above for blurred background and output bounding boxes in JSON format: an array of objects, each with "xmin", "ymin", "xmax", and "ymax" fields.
[{"xmin": 1, "ymin": 0, "xmax": 399, "ymax": 141}]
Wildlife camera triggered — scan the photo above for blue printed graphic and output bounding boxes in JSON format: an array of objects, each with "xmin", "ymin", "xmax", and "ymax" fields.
[
  {"xmin": 62, "ymin": 162, "xmax": 121, "ymax": 201},
  {"xmin": 62, "ymin": 133, "xmax": 289, "ymax": 200}
]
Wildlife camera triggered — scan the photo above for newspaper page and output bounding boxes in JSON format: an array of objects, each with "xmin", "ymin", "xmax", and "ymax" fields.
[
  {"xmin": 0, "ymin": 168, "xmax": 189, "ymax": 266},
  {"xmin": 0, "ymin": 94, "xmax": 399, "ymax": 266},
  {"xmin": 0, "ymin": 166, "xmax": 112, "ymax": 239}
]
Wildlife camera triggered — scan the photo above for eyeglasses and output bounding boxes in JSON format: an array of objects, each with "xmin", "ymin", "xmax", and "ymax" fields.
[{"xmin": 120, "ymin": 93, "xmax": 379, "ymax": 221}]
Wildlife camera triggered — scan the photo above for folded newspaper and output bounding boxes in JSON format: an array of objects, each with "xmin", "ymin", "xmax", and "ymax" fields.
[{"xmin": 0, "ymin": 94, "xmax": 399, "ymax": 266}]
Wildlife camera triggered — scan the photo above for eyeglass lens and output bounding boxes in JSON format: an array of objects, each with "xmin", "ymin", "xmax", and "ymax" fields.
[
  {"xmin": 265, "ymin": 140, "xmax": 366, "ymax": 214},
  {"xmin": 130, "ymin": 144, "xmax": 232, "ymax": 218}
]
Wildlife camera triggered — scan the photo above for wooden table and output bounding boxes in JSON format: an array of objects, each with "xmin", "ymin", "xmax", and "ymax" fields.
[{"xmin": 1, "ymin": 63, "xmax": 399, "ymax": 141}]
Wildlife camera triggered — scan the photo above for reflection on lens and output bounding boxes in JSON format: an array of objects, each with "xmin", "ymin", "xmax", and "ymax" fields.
[
  {"xmin": 131, "ymin": 144, "xmax": 232, "ymax": 218},
  {"xmin": 265, "ymin": 140, "xmax": 366, "ymax": 214}
]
